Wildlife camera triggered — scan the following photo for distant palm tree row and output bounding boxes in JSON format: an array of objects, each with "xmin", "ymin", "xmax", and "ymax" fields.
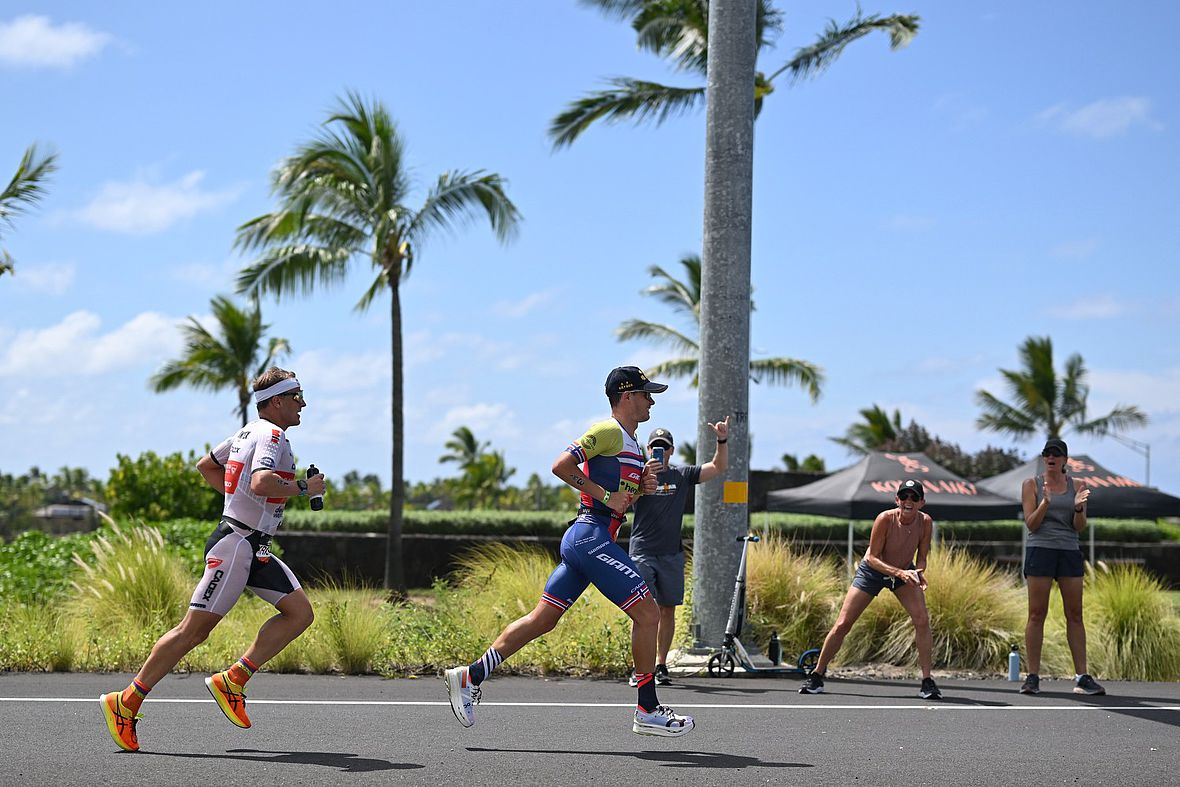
[{"xmin": 833, "ymin": 336, "xmax": 1148, "ymax": 473}]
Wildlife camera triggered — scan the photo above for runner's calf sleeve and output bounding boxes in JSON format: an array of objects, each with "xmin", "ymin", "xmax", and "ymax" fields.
[
  {"xmin": 468, "ymin": 647, "xmax": 503, "ymax": 686},
  {"xmin": 636, "ymin": 673, "xmax": 659, "ymax": 712}
]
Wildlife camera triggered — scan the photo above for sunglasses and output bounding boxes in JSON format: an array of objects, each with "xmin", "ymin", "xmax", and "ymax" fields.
[
  {"xmin": 1041, "ymin": 449, "xmax": 1064, "ymax": 458},
  {"xmin": 279, "ymin": 391, "xmax": 306, "ymax": 404},
  {"xmin": 897, "ymin": 490, "xmax": 922, "ymax": 502},
  {"xmin": 628, "ymin": 391, "xmax": 654, "ymax": 403}
]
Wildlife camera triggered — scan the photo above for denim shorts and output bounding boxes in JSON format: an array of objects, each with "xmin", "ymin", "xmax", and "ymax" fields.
[
  {"xmin": 1024, "ymin": 546, "xmax": 1085, "ymax": 578},
  {"xmin": 851, "ymin": 562, "xmax": 906, "ymax": 598}
]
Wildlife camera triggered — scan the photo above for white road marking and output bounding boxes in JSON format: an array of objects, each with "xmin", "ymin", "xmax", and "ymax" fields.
[{"xmin": 4, "ymin": 697, "xmax": 1178, "ymax": 711}]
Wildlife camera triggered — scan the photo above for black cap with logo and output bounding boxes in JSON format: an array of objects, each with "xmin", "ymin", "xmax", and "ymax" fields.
[
  {"xmin": 648, "ymin": 428, "xmax": 674, "ymax": 447},
  {"xmin": 605, "ymin": 366, "xmax": 668, "ymax": 396},
  {"xmin": 897, "ymin": 479, "xmax": 925, "ymax": 499}
]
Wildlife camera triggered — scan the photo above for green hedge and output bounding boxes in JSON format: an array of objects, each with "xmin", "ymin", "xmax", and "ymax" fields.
[{"xmin": 281, "ymin": 510, "xmax": 1167, "ymax": 542}]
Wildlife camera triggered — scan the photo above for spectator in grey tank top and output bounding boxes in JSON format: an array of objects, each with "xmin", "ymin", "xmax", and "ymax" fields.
[{"xmin": 1018, "ymin": 438, "xmax": 1104, "ymax": 696}]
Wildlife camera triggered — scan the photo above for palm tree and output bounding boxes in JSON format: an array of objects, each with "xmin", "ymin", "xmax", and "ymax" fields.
[
  {"xmin": 457, "ymin": 451, "xmax": 516, "ymax": 510},
  {"xmin": 550, "ymin": 1, "xmax": 919, "ymax": 147},
  {"xmin": 830, "ymin": 404, "xmax": 902, "ymax": 455},
  {"xmin": 234, "ymin": 93, "xmax": 520, "ymax": 591},
  {"xmin": 975, "ymin": 335, "xmax": 1148, "ymax": 441},
  {"xmin": 150, "ymin": 295, "xmax": 291, "ymax": 426},
  {"xmin": 1, "ymin": 145, "xmax": 59, "ymax": 278},
  {"xmin": 439, "ymin": 426, "xmax": 488, "ymax": 469},
  {"xmin": 616, "ymin": 254, "xmax": 823, "ymax": 398}
]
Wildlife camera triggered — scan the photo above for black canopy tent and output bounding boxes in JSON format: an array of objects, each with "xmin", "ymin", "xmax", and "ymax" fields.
[
  {"xmin": 766, "ymin": 452, "xmax": 1020, "ymax": 575},
  {"xmin": 766, "ymin": 451, "xmax": 1020, "ymax": 520},
  {"xmin": 978, "ymin": 455, "xmax": 1180, "ymax": 519}
]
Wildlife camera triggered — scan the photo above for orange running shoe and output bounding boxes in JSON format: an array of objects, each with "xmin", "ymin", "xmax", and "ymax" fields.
[
  {"xmin": 99, "ymin": 691, "xmax": 141, "ymax": 752},
  {"xmin": 205, "ymin": 670, "xmax": 251, "ymax": 728}
]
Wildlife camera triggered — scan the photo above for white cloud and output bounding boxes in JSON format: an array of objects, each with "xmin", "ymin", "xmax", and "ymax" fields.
[
  {"xmin": 7, "ymin": 262, "xmax": 75, "ymax": 294},
  {"xmin": 0, "ymin": 14, "xmax": 112, "ymax": 68},
  {"xmin": 1037, "ymin": 97, "xmax": 1163, "ymax": 139},
  {"xmin": 76, "ymin": 171, "xmax": 241, "ymax": 234},
  {"xmin": 1049, "ymin": 238, "xmax": 1099, "ymax": 258},
  {"xmin": 171, "ymin": 257, "xmax": 243, "ymax": 287},
  {"xmin": 492, "ymin": 288, "xmax": 559, "ymax": 318},
  {"xmin": 1049, "ymin": 295, "xmax": 1125, "ymax": 320},
  {"xmin": 433, "ymin": 402, "xmax": 522, "ymax": 446},
  {"xmin": 0, "ymin": 310, "xmax": 182, "ymax": 377},
  {"xmin": 292, "ymin": 349, "xmax": 388, "ymax": 393},
  {"xmin": 1088, "ymin": 367, "xmax": 1180, "ymax": 418}
]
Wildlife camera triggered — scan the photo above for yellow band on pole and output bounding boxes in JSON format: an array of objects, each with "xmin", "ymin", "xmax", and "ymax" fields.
[{"xmin": 722, "ymin": 481, "xmax": 748, "ymax": 504}]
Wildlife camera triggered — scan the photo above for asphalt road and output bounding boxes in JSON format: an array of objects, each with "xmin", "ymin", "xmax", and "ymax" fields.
[{"xmin": 2, "ymin": 672, "xmax": 1177, "ymax": 786}]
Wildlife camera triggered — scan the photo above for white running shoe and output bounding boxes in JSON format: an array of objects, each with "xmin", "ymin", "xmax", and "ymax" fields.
[
  {"xmin": 444, "ymin": 666, "xmax": 480, "ymax": 727},
  {"xmin": 633, "ymin": 704, "xmax": 694, "ymax": 737}
]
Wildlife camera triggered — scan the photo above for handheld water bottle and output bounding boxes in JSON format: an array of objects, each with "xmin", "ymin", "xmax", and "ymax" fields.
[
  {"xmin": 307, "ymin": 464, "xmax": 324, "ymax": 511},
  {"xmin": 1008, "ymin": 644, "xmax": 1020, "ymax": 681}
]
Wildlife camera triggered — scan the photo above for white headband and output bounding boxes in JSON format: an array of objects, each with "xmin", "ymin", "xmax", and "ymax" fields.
[{"xmin": 255, "ymin": 377, "xmax": 301, "ymax": 403}]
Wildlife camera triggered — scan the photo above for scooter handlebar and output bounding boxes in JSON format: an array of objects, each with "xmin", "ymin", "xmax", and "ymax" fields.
[{"xmin": 737, "ymin": 535, "xmax": 761, "ymax": 543}]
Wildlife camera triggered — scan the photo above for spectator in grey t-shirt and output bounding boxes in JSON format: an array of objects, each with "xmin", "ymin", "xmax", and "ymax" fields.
[{"xmin": 627, "ymin": 417, "xmax": 729, "ymax": 685}]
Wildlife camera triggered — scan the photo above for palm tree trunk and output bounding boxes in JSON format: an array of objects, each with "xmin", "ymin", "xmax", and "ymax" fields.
[
  {"xmin": 692, "ymin": 0, "xmax": 757, "ymax": 649},
  {"xmin": 386, "ymin": 278, "xmax": 407, "ymax": 592},
  {"xmin": 239, "ymin": 386, "xmax": 250, "ymax": 427}
]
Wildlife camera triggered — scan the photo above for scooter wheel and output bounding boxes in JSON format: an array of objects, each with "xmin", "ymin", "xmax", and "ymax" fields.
[
  {"xmin": 798, "ymin": 647, "xmax": 820, "ymax": 673},
  {"xmin": 707, "ymin": 652, "xmax": 736, "ymax": 677}
]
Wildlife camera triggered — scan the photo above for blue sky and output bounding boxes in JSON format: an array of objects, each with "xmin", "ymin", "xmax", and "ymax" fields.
[{"xmin": 1, "ymin": 2, "xmax": 1177, "ymax": 496}]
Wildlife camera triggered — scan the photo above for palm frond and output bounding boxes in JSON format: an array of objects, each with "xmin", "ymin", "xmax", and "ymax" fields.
[
  {"xmin": 615, "ymin": 319, "xmax": 699, "ymax": 355},
  {"xmin": 1072, "ymin": 406, "xmax": 1149, "ymax": 437},
  {"xmin": 0, "ymin": 144, "xmax": 59, "ymax": 227},
  {"xmin": 632, "ymin": 0, "xmax": 711, "ymax": 75},
  {"xmin": 408, "ymin": 170, "xmax": 521, "ymax": 253},
  {"xmin": 549, "ymin": 78, "xmax": 706, "ymax": 149},
  {"xmin": 353, "ymin": 270, "xmax": 393, "ymax": 313},
  {"xmin": 828, "ymin": 435, "xmax": 869, "ymax": 456},
  {"xmin": 974, "ymin": 389, "xmax": 1038, "ymax": 439},
  {"xmin": 236, "ymin": 244, "xmax": 354, "ymax": 301},
  {"xmin": 642, "ymin": 257, "xmax": 700, "ymax": 316},
  {"xmin": 749, "ymin": 357, "xmax": 824, "ymax": 402},
  {"xmin": 645, "ymin": 357, "xmax": 700, "ymax": 384},
  {"xmin": 769, "ymin": 11, "xmax": 919, "ymax": 85}
]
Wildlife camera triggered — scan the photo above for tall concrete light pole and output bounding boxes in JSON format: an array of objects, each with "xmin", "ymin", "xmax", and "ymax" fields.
[{"xmin": 692, "ymin": 0, "xmax": 757, "ymax": 648}]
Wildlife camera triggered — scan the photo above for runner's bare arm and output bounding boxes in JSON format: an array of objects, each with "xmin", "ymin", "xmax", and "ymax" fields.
[
  {"xmin": 249, "ymin": 469, "xmax": 325, "ymax": 498},
  {"xmin": 196, "ymin": 453, "xmax": 225, "ymax": 492},
  {"xmin": 551, "ymin": 451, "xmax": 630, "ymax": 513}
]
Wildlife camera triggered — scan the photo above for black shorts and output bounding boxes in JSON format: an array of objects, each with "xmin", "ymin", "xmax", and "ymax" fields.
[{"xmin": 1024, "ymin": 546, "xmax": 1085, "ymax": 579}]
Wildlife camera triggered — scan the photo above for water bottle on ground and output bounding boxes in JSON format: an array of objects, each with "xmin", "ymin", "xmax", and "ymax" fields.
[
  {"xmin": 767, "ymin": 632, "xmax": 782, "ymax": 665},
  {"xmin": 1008, "ymin": 644, "xmax": 1020, "ymax": 681},
  {"xmin": 307, "ymin": 464, "xmax": 324, "ymax": 511}
]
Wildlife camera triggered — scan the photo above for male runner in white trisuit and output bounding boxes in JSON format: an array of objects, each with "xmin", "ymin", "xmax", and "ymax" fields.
[{"xmin": 99, "ymin": 367, "xmax": 326, "ymax": 752}]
